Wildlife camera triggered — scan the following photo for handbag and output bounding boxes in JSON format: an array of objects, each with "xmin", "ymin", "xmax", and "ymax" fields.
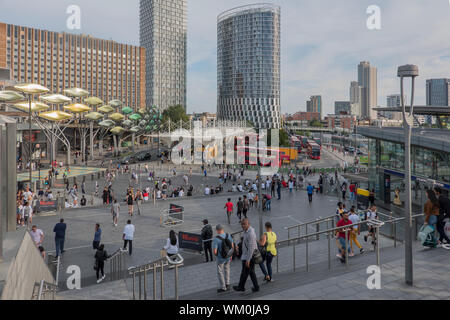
[
  {"xmin": 93, "ymin": 260, "xmax": 98, "ymax": 271},
  {"xmin": 252, "ymin": 248, "xmax": 263, "ymax": 264}
]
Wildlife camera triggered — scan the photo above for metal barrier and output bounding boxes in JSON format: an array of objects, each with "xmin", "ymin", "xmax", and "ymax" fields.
[
  {"xmin": 47, "ymin": 254, "xmax": 61, "ymax": 285},
  {"xmin": 128, "ymin": 254, "xmax": 184, "ymax": 300},
  {"xmin": 31, "ymin": 280, "xmax": 58, "ymax": 300},
  {"xmin": 275, "ymin": 213, "xmax": 424, "ymax": 274},
  {"xmin": 108, "ymin": 249, "xmax": 127, "ymax": 281},
  {"xmin": 286, "ymin": 216, "xmax": 336, "ymax": 241}
]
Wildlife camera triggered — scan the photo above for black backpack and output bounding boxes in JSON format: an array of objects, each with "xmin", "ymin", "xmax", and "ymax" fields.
[
  {"xmin": 203, "ymin": 225, "xmax": 213, "ymax": 240},
  {"xmin": 217, "ymin": 234, "xmax": 233, "ymax": 259}
]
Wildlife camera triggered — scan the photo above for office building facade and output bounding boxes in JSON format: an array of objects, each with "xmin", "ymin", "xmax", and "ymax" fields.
[
  {"xmin": 358, "ymin": 61, "xmax": 377, "ymax": 119},
  {"xmin": 0, "ymin": 22, "xmax": 146, "ymax": 109},
  {"xmin": 140, "ymin": 0, "xmax": 187, "ymax": 110},
  {"xmin": 307, "ymin": 95, "xmax": 322, "ymax": 119},
  {"xmin": 217, "ymin": 4, "xmax": 281, "ymax": 129}
]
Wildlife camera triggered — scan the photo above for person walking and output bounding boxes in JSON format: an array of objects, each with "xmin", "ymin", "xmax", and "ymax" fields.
[
  {"xmin": 163, "ymin": 230, "xmax": 179, "ymax": 257},
  {"xmin": 276, "ymin": 180, "xmax": 281, "ymax": 200},
  {"xmin": 201, "ymin": 219, "xmax": 214, "ymax": 263},
  {"xmin": 348, "ymin": 206, "xmax": 364, "ymax": 255},
  {"xmin": 111, "ymin": 199, "xmax": 120, "ymax": 227},
  {"xmin": 307, "ymin": 183, "xmax": 314, "ymax": 204},
  {"xmin": 336, "ymin": 211, "xmax": 352, "ymax": 263},
  {"xmin": 126, "ymin": 191, "xmax": 134, "ymax": 217},
  {"xmin": 122, "ymin": 220, "xmax": 135, "ymax": 255},
  {"xmin": 135, "ymin": 189, "xmax": 143, "ymax": 215},
  {"xmin": 94, "ymin": 244, "xmax": 109, "ymax": 284},
  {"xmin": 423, "ymin": 189, "xmax": 440, "ymax": 245},
  {"xmin": 369, "ymin": 189, "xmax": 375, "ymax": 206},
  {"xmin": 233, "ymin": 219, "xmax": 260, "ymax": 293},
  {"xmin": 364, "ymin": 205, "xmax": 378, "ymax": 245},
  {"xmin": 258, "ymin": 222, "xmax": 277, "ymax": 282},
  {"xmin": 434, "ymin": 188, "xmax": 450, "ymax": 245},
  {"xmin": 236, "ymin": 198, "xmax": 244, "ymax": 222},
  {"xmin": 243, "ymin": 195, "xmax": 249, "ymax": 219},
  {"xmin": 53, "ymin": 219, "xmax": 66, "ymax": 257},
  {"xmin": 93, "ymin": 223, "xmax": 102, "ymax": 250},
  {"xmin": 224, "ymin": 198, "xmax": 234, "ymax": 225},
  {"xmin": 213, "ymin": 224, "xmax": 234, "ymax": 293},
  {"xmin": 30, "ymin": 225, "xmax": 44, "ymax": 247}
]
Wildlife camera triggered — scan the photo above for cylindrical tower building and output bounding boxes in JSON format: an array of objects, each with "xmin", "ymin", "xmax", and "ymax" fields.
[{"xmin": 217, "ymin": 3, "xmax": 281, "ymax": 129}]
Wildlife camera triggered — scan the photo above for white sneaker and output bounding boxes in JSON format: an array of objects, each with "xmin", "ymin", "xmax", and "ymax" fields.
[
  {"xmin": 102, "ymin": 275, "xmax": 106, "ymax": 280},
  {"xmin": 97, "ymin": 278, "xmax": 103, "ymax": 284}
]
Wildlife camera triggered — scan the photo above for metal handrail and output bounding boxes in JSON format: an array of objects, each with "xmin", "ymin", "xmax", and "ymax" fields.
[
  {"xmin": 108, "ymin": 248, "xmax": 127, "ymax": 281},
  {"xmin": 32, "ymin": 280, "xmax": 58, "ymax": 300},
  {"xmin": 285, "ymin": 215, "xmax": 336, "ymax": 241},
  {"xmin": 128, "ymin": 254, "xmax": 184, "ymax": 300},
  {"xmin": 274, "ymin": 213, "xmax": 424, "ymax": 274}
]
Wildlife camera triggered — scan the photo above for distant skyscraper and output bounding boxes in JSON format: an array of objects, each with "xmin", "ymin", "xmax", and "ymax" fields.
[
  {"xmin": 140, "ymin": 0, "xmax": 187, "ymax": 110},
  {"xmin": 217, "ymin": 4, "xmax": 281, "ymax": 129},
  {"xmin": 358, "ymin": 61, "xmax": 377, "ymax": 119},
  {"xmin": 307, "ymin": 96, "xmax": 322, "ymax": 119},
  {"xmin": 349, "ymin": 81, "xmax": 362, "ymax": 117}
]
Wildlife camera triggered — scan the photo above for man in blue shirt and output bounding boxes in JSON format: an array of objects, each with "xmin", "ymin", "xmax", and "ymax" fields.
[
  {"xmin": 93, "ymin": 223, "xmax": 102, "ymax": 250},
  {"xmin": 53, "ymin": 219, "xmax": 67, "ymax": 257},
  {"xmin": 307, "ymin": 183, "xmax": 314, "ymax": 204},
  {"xmin": 212, "ymin": 224, "xmax": 234, "ymax": 293}
]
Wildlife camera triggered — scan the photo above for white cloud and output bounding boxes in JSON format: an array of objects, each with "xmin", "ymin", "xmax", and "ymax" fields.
[{"xmin": 1, "ymin": 0, "xmax": 449, "ymax": 115}]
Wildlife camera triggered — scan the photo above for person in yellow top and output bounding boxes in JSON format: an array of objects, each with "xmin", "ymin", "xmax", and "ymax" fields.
[{"xmin": 258, "ymin": 222, "xmax": 277, "ymax": 282}]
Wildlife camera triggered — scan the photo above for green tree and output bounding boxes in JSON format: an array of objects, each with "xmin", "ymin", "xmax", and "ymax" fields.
[
  {"xmin": 162, "ymin": 105, "xmax": 189, "ymax": 123},
  {"xmin": 309, "ymin": 119, "xmax": 323, "ymax": 128}
]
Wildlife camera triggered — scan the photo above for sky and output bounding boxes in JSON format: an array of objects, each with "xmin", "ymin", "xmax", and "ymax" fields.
[{"xmin": 1, "ymin": 0, "xmax": 450, "ymax": 115}]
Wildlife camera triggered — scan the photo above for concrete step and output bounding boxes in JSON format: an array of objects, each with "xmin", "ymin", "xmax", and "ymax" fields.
[{"xmin": 56, "ymin": 279, "xmax": 131, "ymax": 300}]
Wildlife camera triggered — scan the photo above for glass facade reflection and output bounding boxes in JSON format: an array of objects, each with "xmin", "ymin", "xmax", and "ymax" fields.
[
  {"xmin": 367, "ymin": 136, "xmax": 450, "ymax": 211},
  {"xmin": 217, "ymin": 4, "xmax": 281, "ymax": 129}
]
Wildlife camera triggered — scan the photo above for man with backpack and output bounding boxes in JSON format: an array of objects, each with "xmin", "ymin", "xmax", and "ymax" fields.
[
  {"xmin": 212, "ymin": 224, "xmax": 234, "ymax": 293},
  {"xmin": 201, "ymin": 219, "xmax": 214, "ymax": 263}
]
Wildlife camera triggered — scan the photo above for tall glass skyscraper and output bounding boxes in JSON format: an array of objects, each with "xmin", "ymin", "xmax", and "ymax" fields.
[
  {"xmin": 140, "ymin": 0, "xmax": 187, "ymax": 110},
  {"xmin": 217, "ymin": 4, "xmax": 281, "ymax": 129}
]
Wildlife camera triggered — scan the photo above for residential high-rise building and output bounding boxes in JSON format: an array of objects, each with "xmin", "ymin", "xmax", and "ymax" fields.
[
  {"xmin": 334, "ymin": 101, "xmax": 351, "ymax": 115},
  {"xmin": 307, "ymin": 95, "xmax": 322, "ymax": 119},
  {"xmin": 349, "ymin": 81, "xmax": 362, "ymax": 117},
  {"xmin": 217, "ymin": 4, "xmax": 281, "ymax": 129},
  {"xmin": 0, "ymin": 22, "xmax": 146, "ymax": 108},
  {"xmin": 358, "ymin": 61, "xmax": 377, "ymax": 119},
  {"xmin": 140, "ymin": 0, "xmax": 187, "ymax": 110}
]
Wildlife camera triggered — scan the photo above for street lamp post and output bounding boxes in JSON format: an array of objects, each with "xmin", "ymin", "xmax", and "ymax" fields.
[{"xmin": 398, "ymin": 64, "xmax": 419, "ymax": 286}]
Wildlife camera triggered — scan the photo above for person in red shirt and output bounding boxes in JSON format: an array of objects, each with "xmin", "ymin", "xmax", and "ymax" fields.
[
  {"xmin": 349, "ymin": 182, "xmax": 356, "ymax": 203},
  {"xmin": 224, "ymin": 199, "xmax": 234, "ymax": 225},
  {"xmin": 335, "ymin": 212, "xmax": 353, "ymax": 263}
]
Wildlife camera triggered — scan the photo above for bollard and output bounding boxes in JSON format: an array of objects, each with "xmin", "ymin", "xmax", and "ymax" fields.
[{"xmin": 91, "ymin": 174, "xmax": 94, "ymax": 181}]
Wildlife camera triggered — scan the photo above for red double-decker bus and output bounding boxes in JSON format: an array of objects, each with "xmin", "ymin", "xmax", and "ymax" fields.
[
  {"xmin": 291, "ymin": 136, "xmax": 302, "ymax": 152},
  {"xmin": 307, "ymin": 140, "xmax": 321, "ymax": 160}
]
